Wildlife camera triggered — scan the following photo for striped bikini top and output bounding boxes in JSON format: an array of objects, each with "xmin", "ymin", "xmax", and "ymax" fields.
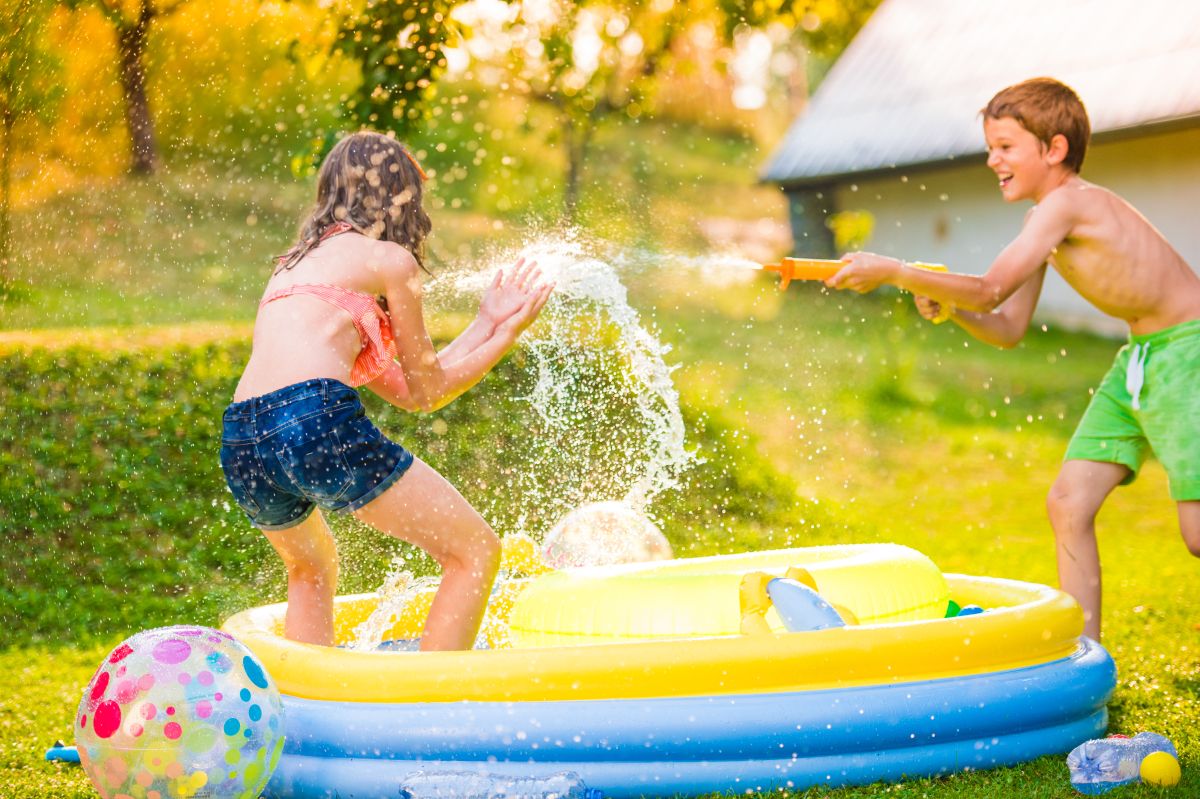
[{"xmin": 260, "ymin": 224, "xmax": 397, "ymax": 386}]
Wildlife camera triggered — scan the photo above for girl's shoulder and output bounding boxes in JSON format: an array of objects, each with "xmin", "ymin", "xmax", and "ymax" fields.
[
  {"xmin": 269, "ymin": 234, "xmax": 415, "ymax": 298},
  {"xmin": 336, "ymin": 232, "xmax": 419, "ymax": 275},
  {"xmin": 285, "ymin": 233, "xmax": 411, "ymax": 287}
]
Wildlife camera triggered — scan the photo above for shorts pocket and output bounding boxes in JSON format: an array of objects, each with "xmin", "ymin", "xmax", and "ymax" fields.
[
  {"xmin": 275, "ymin": 428, "xmax": 355, "ymax": 506},
  {"xmin": 219, "ymin": 445, "xmax": 264, "ymax": 516}
]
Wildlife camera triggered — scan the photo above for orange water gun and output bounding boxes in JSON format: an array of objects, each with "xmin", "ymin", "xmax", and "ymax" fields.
[{"xmin": 759, "ymin": 258, "xmax": 953, "ymax": 323}]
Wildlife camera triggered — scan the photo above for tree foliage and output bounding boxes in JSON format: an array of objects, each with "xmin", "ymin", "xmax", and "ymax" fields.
[
  {"xmin": 482, "ymin": 0, "xmax": 693, "ymax": 219},
  {"xmin": 449, "ymin": 0, "xmax": 883, "ymax": 219},
  {"xmin": 0, "ymin": 0, "xmax": 62, "ymax": 295},
  {"xmin": 330, "ymin": 0, "xmax": 461, "ymax": 136},
  {"xmin": 306, "ymin": 0, "xmax": 883, "ymax": 219},
  {"xmin": 717, "ymin": 0, "xmax": 882, "ymax": 56},
  {"xmin": 59, "ymin": 0, "xmax": 190, "ymax": 175},
  {"xmin": 13, "ymin": 0, "xmax": 883, "ymax": 219}
]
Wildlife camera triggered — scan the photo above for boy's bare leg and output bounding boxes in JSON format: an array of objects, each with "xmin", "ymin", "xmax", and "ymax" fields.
[
  {"xmin": 1178, "ymin": 501, "xmax": 1200, "ymax": 557},
  {"xmin": 1046, "ymin": 459, "xmax": 1131, "ymax": 641},
  {"xmin": 261, "ymin": 510, "xmax": 339, "ymax": 646},
  {"xmin": 353, "ymin": 457, "xmax": 502, "ymax": 652}
]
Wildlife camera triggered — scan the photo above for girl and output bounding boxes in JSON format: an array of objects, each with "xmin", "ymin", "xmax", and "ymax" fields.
[{"xmin": 220, "ymin": 131, "xmax": 552, "ymax": 651}]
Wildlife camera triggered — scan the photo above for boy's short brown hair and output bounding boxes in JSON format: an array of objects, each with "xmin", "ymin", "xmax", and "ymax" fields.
[{"xmin": 984, "ymin": 78, "xmax": 1090, "ymax": 173}]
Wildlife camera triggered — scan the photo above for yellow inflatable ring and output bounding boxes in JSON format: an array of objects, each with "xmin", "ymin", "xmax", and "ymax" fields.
[{"xmin": 223, "ymin": 546, "xmax": 1083, "ymax": 704}]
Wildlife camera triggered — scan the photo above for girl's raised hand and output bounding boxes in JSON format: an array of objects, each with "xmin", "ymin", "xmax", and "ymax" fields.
[
  {"xmin": 480, "ymin": 257, "xmax": 549, "ymax": 327},
  {"xmin": 498, "ymin": 279, "xmax": 554, "ymax": 338}
]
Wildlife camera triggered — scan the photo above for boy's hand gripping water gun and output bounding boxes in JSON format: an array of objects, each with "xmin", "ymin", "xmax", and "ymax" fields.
[{"xmin": 759, "ymin": 257, "xmax": 953, "ymax": 323}]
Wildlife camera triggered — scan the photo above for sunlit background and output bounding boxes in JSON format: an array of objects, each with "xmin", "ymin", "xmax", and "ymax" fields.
[{"xmin": 3, "ymin": 2, "xmax": 1199, "ymax": 797}]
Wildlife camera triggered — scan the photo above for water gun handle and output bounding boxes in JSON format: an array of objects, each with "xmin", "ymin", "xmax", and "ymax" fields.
[{"xmin": 903, "ymin": 262, "xmax": 953, "ymax": 324}]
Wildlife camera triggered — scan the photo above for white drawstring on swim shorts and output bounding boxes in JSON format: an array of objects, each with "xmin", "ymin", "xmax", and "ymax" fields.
[{"xmin": 1125, "ymin": 342, "xmax": 1150, "ymax": 411}]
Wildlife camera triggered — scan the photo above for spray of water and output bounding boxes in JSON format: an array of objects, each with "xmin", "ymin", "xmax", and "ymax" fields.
[
  {"xmin": 519, "ymin": 237, "xmax": 696, "ymax": 512},
  {"xmin": 613, "ymin": 249, "xmax": 764, "ymax": 288},
  {"xmin": 351, "ymin": 235, "xmax": 700, "ymax": 650},
  {"xmin": 428, "ymin": 235, "xmax": 698, "ymax": 529},
  {"xmin": 616, "ymin": 249, "xmax": 764, "ymax": 273},
  {"xmin": 346, "ymin": 559, "xmax": 440, "ymax": 651}
]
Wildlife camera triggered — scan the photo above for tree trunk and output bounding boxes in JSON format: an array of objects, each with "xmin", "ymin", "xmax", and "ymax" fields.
[
  {"xmin": 562, "ymin": 116, "xmax": 594, "ymax": 223},
  {"xmin": 0, "ymin": 106, "xmax": 12, "ymax": 295},
  {"xmin": 117, "ymin": 9, "xmax": 158, "ymax": 176}
]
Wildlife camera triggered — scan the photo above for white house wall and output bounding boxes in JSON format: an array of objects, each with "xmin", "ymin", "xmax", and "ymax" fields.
[{"xmin": 831, "ymin": 127, "xmax": 1200, "ymax": 334}]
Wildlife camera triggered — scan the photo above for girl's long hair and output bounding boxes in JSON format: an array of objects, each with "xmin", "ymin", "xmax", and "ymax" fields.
[{"xmin": 275, "ymin": 131, "xmax": 432, "ymax": 273}]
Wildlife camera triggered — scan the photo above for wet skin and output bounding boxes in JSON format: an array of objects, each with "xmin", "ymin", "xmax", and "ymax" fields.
[{"xmin": 830, "ymin": 117, "xmax": 1200, "ymax": 337}]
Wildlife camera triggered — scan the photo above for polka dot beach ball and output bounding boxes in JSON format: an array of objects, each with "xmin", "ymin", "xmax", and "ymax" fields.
[{"xmin": 75, "ymin": 625, "xmax": 285, "ymax": 799}]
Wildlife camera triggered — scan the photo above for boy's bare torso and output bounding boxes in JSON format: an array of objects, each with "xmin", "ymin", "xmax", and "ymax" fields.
[{"xmin": 1042, "ymin": 178, "xmax": 1200, "ymax": 335}]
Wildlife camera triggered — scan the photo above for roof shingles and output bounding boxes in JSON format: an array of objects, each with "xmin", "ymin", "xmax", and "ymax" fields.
[{"xmin": 763, "ymin": 0, "xmax": 1200, "ymax": 185}]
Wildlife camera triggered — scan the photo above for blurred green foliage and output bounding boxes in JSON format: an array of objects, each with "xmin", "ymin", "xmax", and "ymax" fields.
[
  {"xmin": 4, "ymin": 0, "xmax": 882, "ymax": 207},
  {"xmin": 0, "ymin": 332, "xmax": 801, "ymax": 649},
  {"xmin": 331, "ymin": 0, "xmax": 459, "ymax": 135},
  {"xmin": 0, "ymin": 0, "xmax": 62, "ymax": 289},
  {"xmin": 0, "ymin": 112, "xmax": 784, "ymax": 330},
  {"xmin": 0, "ymin": 340, "xmax": 264, "ymax": 647}
]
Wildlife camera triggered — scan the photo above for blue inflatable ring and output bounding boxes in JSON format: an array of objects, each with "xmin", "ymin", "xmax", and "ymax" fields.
[{"xmin": 264, "ymin": 637, "xmax": 1114, "ymax": 798}]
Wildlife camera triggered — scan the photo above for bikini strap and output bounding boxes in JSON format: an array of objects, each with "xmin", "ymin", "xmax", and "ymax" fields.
[
  {"xmin": 320, "ymin": 221, "xmax": 355, "ymax": 241},
  {"xmin": 274, "ymin": 221, "xmax": 355, "ymax": 272}
]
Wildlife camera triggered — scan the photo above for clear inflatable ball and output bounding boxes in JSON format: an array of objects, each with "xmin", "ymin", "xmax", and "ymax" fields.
[
  {"xmin": 542, "ymin": 501, "xmax": 674, "ymax": 568},
  {"xmin": 75, "ymin": 625, "xmax": 284, "ymax": 799}
]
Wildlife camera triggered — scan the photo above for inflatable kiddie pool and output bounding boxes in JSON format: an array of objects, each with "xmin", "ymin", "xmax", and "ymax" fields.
[{"xmin": 222, "ymin": 544, "xmax": 1116, "ymax": 798}]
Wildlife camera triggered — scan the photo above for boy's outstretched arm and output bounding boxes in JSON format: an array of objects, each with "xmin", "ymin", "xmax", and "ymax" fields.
[
  {"xmin": 828, "ymin": 194, "xmax": 1075, "ymax": 313},
  {"xmin": 916, "ymin": 265, "xmax": 1047, "ymax": 348}
]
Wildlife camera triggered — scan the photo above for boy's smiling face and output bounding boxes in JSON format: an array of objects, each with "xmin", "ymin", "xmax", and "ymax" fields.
[{"xmin": 984, "ymin": 116, "xmax": 1057, "ymax": 202}]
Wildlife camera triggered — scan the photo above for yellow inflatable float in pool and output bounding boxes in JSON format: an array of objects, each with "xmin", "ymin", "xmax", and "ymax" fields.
[
  {"xmin": 506, "ymin": 542, "xmax": 948, "ymax": 646},
  {"xmin": 223, "ymin": 543, "xmax": 1116, "ymax": 798}
]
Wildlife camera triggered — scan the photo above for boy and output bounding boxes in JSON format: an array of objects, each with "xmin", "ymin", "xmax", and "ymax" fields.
[{"xmin": 826, "ymin": 77, "xmax": 1200, "ymax": 640}]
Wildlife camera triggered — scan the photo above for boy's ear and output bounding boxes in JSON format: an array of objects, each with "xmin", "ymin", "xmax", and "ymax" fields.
[{"xmin": 1045, "ymin": 133, "xmax": 1070, "ymax": 167}]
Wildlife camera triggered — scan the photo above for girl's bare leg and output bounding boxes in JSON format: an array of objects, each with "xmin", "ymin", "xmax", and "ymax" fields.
[
  {"xmin": 1046, "ymin": 459, "xmax": 1130, "ymax": 641},
  {"xmin": 260, "ymin": 510, "xmax": 339, "ymax": 646},
  {"xmin": 353, "ymin": 457, "xmax": 501, "ymax": 651}
]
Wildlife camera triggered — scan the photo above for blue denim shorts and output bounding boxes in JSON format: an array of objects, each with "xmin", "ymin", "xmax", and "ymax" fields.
[{"xmin": 219, "ymin": 379, "xmax": 414, "ymax": 530}]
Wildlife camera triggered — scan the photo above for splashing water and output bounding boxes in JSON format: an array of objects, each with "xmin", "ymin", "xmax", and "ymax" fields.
[
  {"xmin": 613, "ymin": 249, "xmax": 764, "ymax": 287},
  {"xmin": 482, "ymin": 237, "xmax": 696, "ymax": 522},
  {"xmin": 347, "ymin": 559, "xmax": 439, "ymax": 651},
  {"xmin": 357, "ymin": 236, "xmax": 698, "ymax": 650},
  {"xmin": 618, "ymin": 249, "xmax": 764, "ymax": 273}
]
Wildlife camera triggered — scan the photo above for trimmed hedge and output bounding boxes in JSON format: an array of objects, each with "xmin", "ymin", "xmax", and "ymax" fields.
[{"xmin": 1, "ymin": 334, "xmax": 812, "ymax": 648}]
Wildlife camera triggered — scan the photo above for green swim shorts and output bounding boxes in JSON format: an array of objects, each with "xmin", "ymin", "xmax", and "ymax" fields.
[{"xmin": 1065, "ymin": 318, "xmax": 1200, "ymax": 500}]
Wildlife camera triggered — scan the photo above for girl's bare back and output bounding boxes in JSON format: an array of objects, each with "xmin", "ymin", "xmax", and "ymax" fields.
[{"xmin": 235, "ymin": 234, "xmax": 407, "ymax": 401}]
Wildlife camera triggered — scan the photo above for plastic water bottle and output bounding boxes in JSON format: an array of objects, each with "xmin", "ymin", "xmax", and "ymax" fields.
[
  {"xmin": 398, "ymin": 769, "xmax": 603, "ymax": 799},
  {"xmin": 1066, "ymin": 732, "xmax": 1177, "ymax": 794}
]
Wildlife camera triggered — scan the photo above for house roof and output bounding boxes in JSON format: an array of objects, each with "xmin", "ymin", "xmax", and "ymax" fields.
[{"xmin": 762, "ymin": 0, "xmax": 1200, "ymax": 187}]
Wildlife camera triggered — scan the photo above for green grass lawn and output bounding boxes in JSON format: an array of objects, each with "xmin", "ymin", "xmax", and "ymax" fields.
[{"xmin": 3, "ymin": 139, "xmax": 1198, "ymax": 798}]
